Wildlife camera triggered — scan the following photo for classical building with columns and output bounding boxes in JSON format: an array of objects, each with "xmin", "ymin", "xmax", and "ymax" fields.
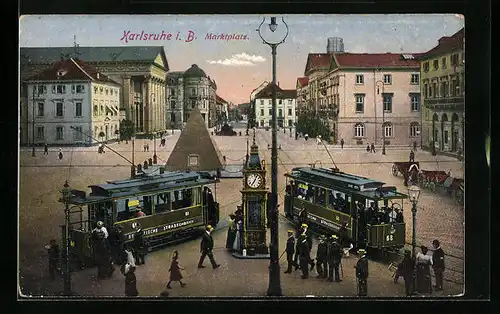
[
  {"xmin": 20, "ymin": 46, "xmax": 169, "ymax": 143},
  {"xmin": 418, "ymin": 28, "xmax": 464, "ymax": 156},
  {"xmin": 166, "ymin": 64, "xmax": 217, "ymax": 129}
]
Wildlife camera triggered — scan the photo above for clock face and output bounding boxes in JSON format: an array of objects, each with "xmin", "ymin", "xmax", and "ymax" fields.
[{"xmin": 246, "ymin": 173, "xmax": 262, "ymax": 188}]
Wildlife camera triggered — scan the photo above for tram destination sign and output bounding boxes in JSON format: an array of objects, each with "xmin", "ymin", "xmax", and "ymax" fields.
[
  {"xmin": 126, "ymin": 216, "xmax": 203, "ymax": 239},
  {"xmin": 307, "ymin": 212, "xmax": 341, "ymax": 231}
]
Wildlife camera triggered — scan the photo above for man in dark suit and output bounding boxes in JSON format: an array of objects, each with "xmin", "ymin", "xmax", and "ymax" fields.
[
  {"xmin": 284, "ymin": 230, "xmax": 295, "ymax": 274},
  {"xmin": 298, "ymin": 234, "xmax": 311, "ymax": 279},
  {"xmin": 432, "ymin": 239, "xmax": 445, "ymax": 291},
  {"xmin": 198, "ymin": 225, "xmax": 220, "ymax": 269},
  {"xmin": 355, "ymin": 249, "xmax": 369, "ymax": 296}
]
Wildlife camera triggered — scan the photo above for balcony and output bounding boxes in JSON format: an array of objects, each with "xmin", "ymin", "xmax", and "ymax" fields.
[{"xmin": 425, "ymin": 96, "xmax": 464, "ymax": 110}]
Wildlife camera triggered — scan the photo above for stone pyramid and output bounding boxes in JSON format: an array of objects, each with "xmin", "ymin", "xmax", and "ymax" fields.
[{"xmin": 166, "ymin": 107, "xmax": 224, "ymax": 172}]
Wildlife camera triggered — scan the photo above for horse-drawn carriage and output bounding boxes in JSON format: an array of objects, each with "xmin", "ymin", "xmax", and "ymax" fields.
[{"xmin": 391, "ymin": 161, "xmax": 420, "ymax": 186}]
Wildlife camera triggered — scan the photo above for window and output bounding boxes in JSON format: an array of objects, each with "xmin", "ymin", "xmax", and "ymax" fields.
[
  {"xmin": 34, "ymin": 85, "xmax": 47, "ymax": 95},
  {"xmin": 383, "ymin": 94, "xmax": 392, "ymax": 112},
  {"xmin": 441, "ymin": 81, "xmax": 447, "ymax": 97},
  {"xmin": 384, "ymin": 123, "xmax": 393, "ymax": 137},
  {"xmin": 171, "ymin": 89, "xmax": 176, "ymax": 96},
  {"xmin": 56, "ymin": 126, "xmax": 64, "ymax": 140},
  {"xmin": 260, "ymin": 109, "xmax": 264, "ymax": 116},
  {"xmin": 383, "ymin": 74, "xmax": 392, "ymax": 84},
  {"xmin": 288, "ymin": 99, "xmax": 292, "ymax": 105},
  {"xmin": 260, "ymin": 120, "xmax": 264, "ymax": 127},
  {"xmin": 288, "ymin": 108, "xmax": 292, "ymax": 115},
  {"xmin": 451, "ymin": 54, "xmax": 459, "ymax": 66},
  {"xmin": 278, "ymin": 109, "xmax": 282, "ymax": 117},
  {"xmin": 268, "ymin": 108, "xmax": 272, "ymax": 115},
  {"xmin": 37, "ymin": 102, "xmax": 44, "ymax": 116},
  {"xmin": 411, "ymin": 74, "xmax": 420, "ymax": 84},
  {"xmin": 53, "ymin": 85, "xmax": 66, "ymax": 94},
  {"xmin": 423, "ymin": 62, "xmax": 430, "ymax": 72},
  {"xmin": 110, "ymin": 89, "xmax": 113, "ymax": 96},
  {"xmin": 56, "ymin": 102, "xmax": 63, "ymax": 117},
  {"xmin": 268, "ymin": 120, "xmax": 272, "ymax": 126},
  {"xmin": 355, "ymin": 95, "xmax": 364, "ymax": 113},
  {"xmin": 441, "ymin": 57, "xmax": 447, "ymax": 69},
  {"xmin": 423, "ymin": 83, "xmax": 428, "ymax": 98},
  {"xmin": 288, "ymin": 119, "xmax": 292, "ymax": 127},
  {"xmin": 93, "ymin": 105, "xmax": 98, "ymax": 117},
  {"xmin": 444, "ymin": 130, "xmax": 449, "ymax": 144},
  {"xmin": 354, "ymin": 123, "xmax": 365, "ymax": 138},
  {"xmin": 410, "ymin": 122, "xmax": 420, "ymax": 137},
  {"xmin": 191, "ymin": 100, "xmax": 196, "ymax": 108},
  {"xmin": 433, "ymin": 60, "xmax": 439, "ymax": 70},
  {"xmin": 411, "ymin": 95, "xmax": 420, "ymax": 111},
  {"xmin": 171, "ymin": 100, "xmax": 176, "ymax": 109},
  {"xmin": 279, "ymin": 99, "xmax": 282, "ymax": 105},
  {"xmin": 100, "ymin": 87, "xmax": 103, "ymax": 95},
  {"xmin": 191, "ymin": 88, "xmax": 196, "ymax": 95},
  {"xmin": 74, "ymin": 126, "xmax": 83, "ymax": 140},
  {"xmin": 432, "ymin": 82, "xmax": 437, "ymax": 97},
  {"xmin": 105, "ymin": 88, "xmax": 108, "ymax": 95},
  {"xmin": 75, "ymin": 102, "xmax": 82, "ymax": 117},
  {"xmin": 188, "ymin": 154, "xmax": 199, "ymax": 167},
  {"xmin": 94, "ymin": 86, "xmax": 98, "ymax": 93},
  {"xmin": 356, "ymin": 74, "xmax": 364, "ymax": 84},
  {"xmin": 36, "ymin": 126, "xmax": 44, "ymax": 140},
  {"xmin": 260, "ymin": 100, "xmax": 264, "ymax": 106}
]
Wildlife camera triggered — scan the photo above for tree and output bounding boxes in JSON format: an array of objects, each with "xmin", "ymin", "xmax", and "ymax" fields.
[
  {"xmin": 295, "ymin": 112, "xmax": 332, "ymax": 143},
  {"xmin": 120, "ymin": 119, "xmax": 135, "ymax": 144}
]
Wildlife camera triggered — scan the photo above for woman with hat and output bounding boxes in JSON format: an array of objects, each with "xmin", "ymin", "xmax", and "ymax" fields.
[
  {"xmin": 415, "ymin": 246, "xmax": 433, "ymax": 294},
  {"xmin": 226, "ymin": 214, "xmax": 237, "ymax": 252},
  {"xmin": 166, "ymin": 250, "xmax": 186, "ymax": 289}
]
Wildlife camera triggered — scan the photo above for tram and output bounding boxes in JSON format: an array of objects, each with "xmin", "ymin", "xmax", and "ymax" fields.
[
  {"xmin": 63, "ymin": 166, "xmax": 220, "ymax": 266},
  {"xmin": 284, "ymin": 166, "xmax": 408, "ymax": 253}
]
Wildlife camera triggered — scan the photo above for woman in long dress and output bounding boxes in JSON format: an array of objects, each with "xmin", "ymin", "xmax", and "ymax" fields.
[
  {"xmin": 415, "ymin": 246, "xmax": 433, "ymax": 294},
  {"xmin": 233, "ymin": 220, "xmax": 243, "ymax": 253},
  {"xmin": 226, "ymin": 214, "xmax": 237, "ymax": 251},
  {"xmin": 167, "ymin": 250, "xmax": 186, "ymax": 289}
]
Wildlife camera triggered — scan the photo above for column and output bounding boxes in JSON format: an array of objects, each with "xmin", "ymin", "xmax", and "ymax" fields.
[{"xmin": 122, "ymin": 75, "xmax": 132, "ymax": 121}]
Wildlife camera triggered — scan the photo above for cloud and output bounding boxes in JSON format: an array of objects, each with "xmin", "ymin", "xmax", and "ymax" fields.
[{"xmin": 206, "ymin": 52, "xmax": 266, "ymax": 66}]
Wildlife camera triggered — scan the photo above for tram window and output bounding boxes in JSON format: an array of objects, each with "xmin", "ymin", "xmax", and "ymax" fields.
[
  {"xmin": 172, "ymin": 190, "xmax": 184, "ymax": 210},
  {"xmin": 327, "ymin": 191, "xmax": 336, "ymax": 209},
  {"xmin": 192, "ymin": 187, "xmax": 201, "ymax": 205},
  {"xmin": 182, "ymin": 189, "xmax": 193, "ymax": 207},
  {"xmin": 155, "ymin": 192, "xmax": 171, "ymax": 213},
  {"xmin": 140, "ymin": 196, "xmax": 153, "ymax": 216},
  {"xmin": 314, "ymin": 187, "xmax": 326, "ymax": 205},
  {"xmin": 305, "ymin": 186, "xmax": 314, "ymax": 202},
  {"xmin": 295, "ymin": 182, "xmax": 307, "ymax": 199},
  {"xmin": 93, "ymin": 202, "xmax": 113, "ymax": 226}
]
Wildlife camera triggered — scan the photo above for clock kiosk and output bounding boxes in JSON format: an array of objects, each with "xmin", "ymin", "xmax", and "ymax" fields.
[{"xmin": 234, "ymin": 133, "xmax": 270, "ymax": 258}]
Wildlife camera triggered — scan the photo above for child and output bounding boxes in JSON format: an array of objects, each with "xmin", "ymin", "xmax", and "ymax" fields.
[{"xmin": 167, "ymin": 250, "xmax": 186, "ymax": 289}]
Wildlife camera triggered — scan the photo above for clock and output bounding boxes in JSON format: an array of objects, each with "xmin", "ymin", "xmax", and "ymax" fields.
[{"xmin": 246, "ymin": 173, "xmax": 262, "ymax": 189}]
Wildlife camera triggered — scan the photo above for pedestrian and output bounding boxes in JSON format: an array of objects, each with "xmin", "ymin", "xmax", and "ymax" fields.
[
  {"xmin": 135, "ymin": 208, "xmax": 146, "ymax": 218},
  {"xmin": 415, "ymin": 245, "xmax": 433, "ymax": 294},
  {"xmin": 167, "ymin": 250, "xmax": 186, "ymax": 289},
  {"xmin": 340, "ymin": 138, "xmax": 344, "ymax": 150},
  {"xmin": 370, "ymin": 143, "xmax": 376, "ymax": 153},
  {"xmin": 110, "ymin": 225, "xmax": 125, "ymax": 264},
  {"xmin": 315, "ymin": 235, "xmax": 328, "ymax": 278},
  {"xmin": 298, "ymin": 234, "xmax": 311, "ymax": 279},
  {"xmin": 327, "ymin": 235, "xmax": 342, "ymax": 282},
  {"xmin": 232, "ymin": 219, "xmax": 243, "ymax": 253},
  {"xmin": 355, "ymin": 249, "xmax": 369, "ymax": 296},
  {"xmin": 304, "ymin": 134, "xmax": 309, "ymax": 141},
  {"xmin": 413, "ymin": 141, "xmax": 417, "ymax": 152},
  {"xmin": 146, "ymin": 143, "xmax": 149, "ymax": 152},
  {"xmin": 198, "ymin": 225, "xmax": 220, "ymax": 269},
  {"xmin": 431, "ymin": 239, "xmax": 445, "ymax": 291},
  {"xmin": 366, "ymin": 144, "xmax": 371, "ymax": 153},
  {"xmin": 339, "ymin": 223, "xmax": 353, "ymax": 257},
  {"xmin": 395, "ymin": 250, "xmax": 415, "ymax": 296},
  {"xmin": 45, "ymin": 239, "xmax": 60, "ymax": 280},
  {"xmin": 92, "ymin": 221, "xmax": 114, "ymax": 279},
  {"xmin": 133, "ymin": 225, "xmax": 148, "ymax": 265},
  {"xmin": 316, "ymin": 135, "xmax": 322, "ymax": 145},
  {"xmin": 300, "ymin": 224, "xmax": 315, "ymax": 270},
  {"xmin": 124, "ymin": 265, "xmax": 139, "ymax": 297},
  {"xmin": 226, "ymin": 214, "xmax": 237, "ymax": 252},
  {"xmin": 44, "ymin": 143, "xmax": 49, "ymax": 155},
  {"xmin": 284, "ymin": 230, "xmax": 296, "ymax": 274},
  {"xmin": 409, "ymin": 150, "xmax": 415, "ymax": 163},
  {"xmin": 58, "ymin": 148, "xmax": 63, "ymax": 160},
  {"xmin": 295, "ymin": 132, "xmax": 298, "ymax": 140},
  {"xmin": 143, "ymin": 144, "xmax": 147, "ymax": 152}
]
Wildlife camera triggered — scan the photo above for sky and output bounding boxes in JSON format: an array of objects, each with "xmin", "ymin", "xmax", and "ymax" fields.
[{"xmin": 19, "ymin": 14, "xmax": 464, "ymax": 105}]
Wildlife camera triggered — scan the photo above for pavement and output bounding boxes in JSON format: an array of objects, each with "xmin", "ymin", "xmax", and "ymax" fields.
[{"xmin": 18, "ymin": 127, "xmax": 464, "ymax": 298}]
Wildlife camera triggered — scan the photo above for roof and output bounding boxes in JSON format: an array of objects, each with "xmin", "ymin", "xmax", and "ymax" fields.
[
  {"xmin": 166, "ymin": 106, "xmax": 224, "ymax": 171},
  {"xmin": 25, "ymin": 58, "xmax": 120, "ymax": 85},
  {"xmin": 304, "ymin": 53, "xmax": 332, "ymax": 75},
  {"xmin": 254, "ymin": 82, "xmax": 297, "ymax": 99},
  {"xmin": 216, "ymin": 94, "xmax": 227, "ymax": 103},
  {"xmin": 333, "ymin": 53, "xmax": 421, "ymax": 68},
  {"xmin": 183, "ymin": 64, "xmax": 207, "ymax": 78},
  {"xmin": 297, "ymin": 77, "xmax": 309, "ymax": 88},
  {"xmin": 20, "ymin": 46, "xmax": 169, "ymax": 70},
  {"xmin": 418, "ymin": 28, "xmax": 464, "ymax": 59}
]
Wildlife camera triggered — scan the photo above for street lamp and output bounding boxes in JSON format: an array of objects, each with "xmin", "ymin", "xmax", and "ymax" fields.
[
  {"xmin": 152, "ymin": 132, "xmax": 157, "ymax": 164},
  {"xmin": 60, "ymin": 180, "xmax": 72, "ymax": 295},
  {"xmin": 31, "ymin": 86, "xmax": 42, "ymax": 157},
  {"xmin": 376, "ymin": 81, "xmax": 386, "ymax": 155},
  {"xmin": 257, "ymin": 15, "xmax": 289, "ymax": 297},
  {"xmin": 131, "ymin": 135, "xmax": 136, "ymax": 178},
  {"xmin": 407, "ymin": 184, "xmax": 421, "ymax": 295}
]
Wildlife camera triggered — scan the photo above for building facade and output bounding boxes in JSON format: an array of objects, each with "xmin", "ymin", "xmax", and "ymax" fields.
[
  {"xmin": 419, "ymin": 28, "xmax": 464, "ymax": 155},
  {"xmin": 297, "ymin": 42, "xmax": 423, "ymax": 146},
  {"xmin": 215, "ymin": 95, "xmax": 229, "ymax": 127},
  {"xmin": 253, "ymin": 83, "xmax": 297, "ymax": 129},
  {"xmin": 20, "ymin": 46, "xmax": 169, "ymax": 142},
  {"xmin": 166, "ymin": 64, "xmax": 217, "ymax": 129},
  {"xmin": 25, "ymin": 58, "xmax": 121, "ymax": 146}
]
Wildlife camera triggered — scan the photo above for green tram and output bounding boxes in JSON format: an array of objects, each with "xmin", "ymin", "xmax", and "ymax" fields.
[
  {"xmin": 64, "ymin": 169, "xmax": 220, "ymax": 265},
  {"xmin": 284, "ymin": 166, "xmax": 408, "ymax": 253}
]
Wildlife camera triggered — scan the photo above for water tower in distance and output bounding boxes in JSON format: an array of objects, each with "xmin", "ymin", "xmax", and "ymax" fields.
[{"xmin": 327, "ymin": 37, "xmax": 345, "ymax": 53}]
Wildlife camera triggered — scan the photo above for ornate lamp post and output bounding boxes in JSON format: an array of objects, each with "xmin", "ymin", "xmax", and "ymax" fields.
[
  {"xmin": 407, "ymin": 184, "xmax": 421, "ymax": 294},
  {"xmin": 257, "ymin": 16, "xmax": 289, "ymax": 297},
  {"xmin": 131, "ymin": 135, "xmax": 136, "ymax": 178},
  {"xmin": 376, "ymin": 81, "xmax": 386, "ymax": 155},
  {"xmin": 59, "ymin": 181, "xmax": 72, "ymax": 295}
]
